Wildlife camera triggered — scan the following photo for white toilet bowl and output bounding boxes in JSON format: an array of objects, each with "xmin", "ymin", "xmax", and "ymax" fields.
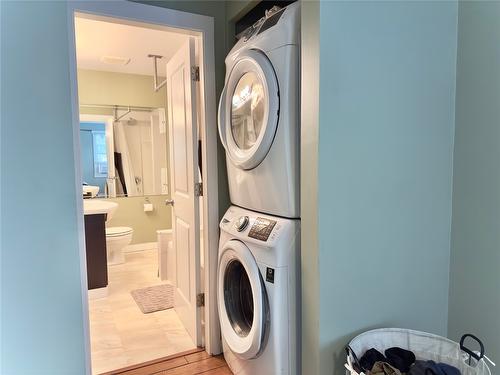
[{"xmin": 105, "ymin": 226, "xmax": 133, "ymax": 265}]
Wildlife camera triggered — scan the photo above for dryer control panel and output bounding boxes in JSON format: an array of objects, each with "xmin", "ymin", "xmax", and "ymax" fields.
[
  {"xmin": 220, "ymin": 206, "xmax": 300, "ymax": 268},
  {"xmin": 248, "ymin": 217, "xmax": 277, "ymax": 242},
  {"xmin": 220, "ymin": 206, "xmax": 299, "ymax": 248}
]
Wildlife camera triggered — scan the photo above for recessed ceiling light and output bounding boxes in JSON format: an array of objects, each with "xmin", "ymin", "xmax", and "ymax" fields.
[{"xmin": 100, "ymin": 55, "xmax": 131, "ymax": 65}]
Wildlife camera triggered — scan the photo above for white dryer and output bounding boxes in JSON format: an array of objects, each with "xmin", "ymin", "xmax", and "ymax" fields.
[
  {"xmin": 218, "ymin": 3, "xmax": 300, "ymax": 218},
  {"xmin": 217, "ymin": 206, "xmax": 300, "ymax": 375}
]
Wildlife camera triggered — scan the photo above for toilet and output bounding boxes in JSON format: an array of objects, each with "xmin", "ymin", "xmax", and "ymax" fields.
[{"xmin": 105, "ymin": 226, "xmax": 133, "ymax": 265}]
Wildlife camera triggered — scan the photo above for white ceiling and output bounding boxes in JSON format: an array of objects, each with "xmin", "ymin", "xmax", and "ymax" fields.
[{"xmin": 75, "ymin": 17, "xmax": 188, "ymax": 76}]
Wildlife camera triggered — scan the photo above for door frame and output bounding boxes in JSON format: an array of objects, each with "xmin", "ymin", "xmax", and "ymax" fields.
[{"xmin": 66, "ymin": 2, "xmax": 219, "ymax": 373}]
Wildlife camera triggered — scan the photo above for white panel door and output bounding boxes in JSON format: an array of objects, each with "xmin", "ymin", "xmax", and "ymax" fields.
[{"xmin": 166, "ymin": 38, "xmax": 201, "ymax": 346}]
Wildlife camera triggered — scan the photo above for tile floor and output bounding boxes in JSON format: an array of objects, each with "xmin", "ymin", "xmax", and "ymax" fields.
[{"xmin": 89, "ymin": 250, "xmax": 196, "ymax": 375}]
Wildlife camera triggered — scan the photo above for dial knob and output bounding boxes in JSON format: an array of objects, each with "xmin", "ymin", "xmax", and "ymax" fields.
[{"xmin": 235, "ymin": 216, "xmax": 249, "ymax": 232}]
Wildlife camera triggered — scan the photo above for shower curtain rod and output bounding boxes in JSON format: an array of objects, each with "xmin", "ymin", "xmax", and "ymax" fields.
[
  {"xmin": 79, "ymin": 103, "xmax": 156, "ymax": 112},
  {"xmin": 80, "ymin": 104, "xmax": 158, "ymax": 121}
]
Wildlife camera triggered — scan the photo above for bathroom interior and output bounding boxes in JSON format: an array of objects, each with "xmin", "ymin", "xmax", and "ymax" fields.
[{"xmin": 75, "ymin": 15, "xmax": 204, "ymax": 374}]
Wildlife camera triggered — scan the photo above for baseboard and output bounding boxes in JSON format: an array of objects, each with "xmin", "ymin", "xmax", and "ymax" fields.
[{"xmin": 124, "ymin": 241, "xmax": 158, "ymax": 253}]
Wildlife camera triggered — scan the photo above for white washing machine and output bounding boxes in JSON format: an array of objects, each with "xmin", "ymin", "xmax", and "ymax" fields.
[
  {"xmin": 217, "ymin": 206, "xmax": 300, "ymax": 375},
  {"xmin": 218, "ymin": 3, "xmax": 300, "ymax": 218}
]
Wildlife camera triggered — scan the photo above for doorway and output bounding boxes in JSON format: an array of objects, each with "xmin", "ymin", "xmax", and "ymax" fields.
[{"xmin": 67, "ymin": 2, "xmax": 220, "ymax": 374}]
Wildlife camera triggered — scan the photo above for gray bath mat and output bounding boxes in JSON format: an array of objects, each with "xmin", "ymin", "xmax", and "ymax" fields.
[{"xmin": 131, "ymin": 284, "xmax": 174, "ymax": 314}]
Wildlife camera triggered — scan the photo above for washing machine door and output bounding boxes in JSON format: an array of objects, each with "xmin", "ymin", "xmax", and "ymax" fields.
[
  {"xmin": 218, "ymin": 240, "xmax": 269, "ymax": 359},
  {"xmin": 218, "ymin": 49, "xmax": 279, "ymax": 170}
]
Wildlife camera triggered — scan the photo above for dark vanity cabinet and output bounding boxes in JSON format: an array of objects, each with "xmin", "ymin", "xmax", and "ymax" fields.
[{"xmin": 84, "ymin": 214, "xmax": 108, "ymax": 289}]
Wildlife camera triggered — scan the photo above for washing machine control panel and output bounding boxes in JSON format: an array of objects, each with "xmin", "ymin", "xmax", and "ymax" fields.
[{"xmin": 248, "ymin": 217, "xmax": 277, "ymax": 242}]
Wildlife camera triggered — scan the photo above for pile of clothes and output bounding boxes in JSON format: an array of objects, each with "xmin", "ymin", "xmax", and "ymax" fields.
[{"xmin": 358, "ymin": 347, "xmax": 462, "ymax": 375}]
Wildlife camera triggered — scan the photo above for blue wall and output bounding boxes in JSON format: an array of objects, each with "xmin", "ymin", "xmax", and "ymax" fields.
[
  {"xmin": 448, "ymin": 2, "xmax": 500, "ymax": 371},
  {"xmin": 316, "ymin": 2, "xmax": 458, "ymax": 372},
  {"xmin": 80, "ymin": 122, "xmax": 106, "ymax": 194},
  {"xmin": 1, "ymin": 2, "xmax": 87, "ymax": 374}
]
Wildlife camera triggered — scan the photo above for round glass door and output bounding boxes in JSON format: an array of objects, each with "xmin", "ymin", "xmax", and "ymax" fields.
[
  {"xmin": 231, "ymin": 72, "xmax": 266, "ymax": 151},
  {"xmin": 217, "ymin": 240, "xmax": 269, "ymax": 359},
  {"xmin": 223, "ymin": 259, "xmax": 254, "ymax": 337},
  {"xmin": 218, "ymin": 49, "xmax": 279, "ymax": 170}
]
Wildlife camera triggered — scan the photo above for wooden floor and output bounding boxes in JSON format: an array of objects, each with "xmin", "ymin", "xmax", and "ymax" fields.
[{"xmin": 100, "ymin": 348, "xmax": 232, "ymax": 375}]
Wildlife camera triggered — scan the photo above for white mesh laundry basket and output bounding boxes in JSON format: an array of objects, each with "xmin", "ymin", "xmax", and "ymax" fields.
[{"xmin": 345, "ymin": 328, "xmax": 493, "ymax": 375}]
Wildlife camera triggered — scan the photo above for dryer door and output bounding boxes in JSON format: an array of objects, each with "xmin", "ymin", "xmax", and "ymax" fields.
[
  {"xmin": 218, "ymin": 240, "xmax": 269, "ymax": 359},
  {"xmin": 218, "ymin": 49, "xmax": 279, "ymax": 170}
]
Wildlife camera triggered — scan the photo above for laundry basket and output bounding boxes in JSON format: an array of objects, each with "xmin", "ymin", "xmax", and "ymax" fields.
[{"xmin": 345, "ymin": 328, "xmax": 493, "ymax": 375}]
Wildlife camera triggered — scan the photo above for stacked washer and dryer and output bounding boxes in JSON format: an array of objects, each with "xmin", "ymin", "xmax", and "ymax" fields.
[{"xmin": 217, "ymin": 3, "xmax": 301, "ymax": 375}]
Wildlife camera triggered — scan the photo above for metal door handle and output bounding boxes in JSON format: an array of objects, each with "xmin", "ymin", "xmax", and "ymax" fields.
[{"xmin": 165, "ymin": 199, "xmax": 174, "ymax": 206}]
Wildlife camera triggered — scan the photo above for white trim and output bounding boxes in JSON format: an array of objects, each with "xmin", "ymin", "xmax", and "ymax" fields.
[
  {"xmin": 67, "ymin": 3, "xmax": 220, "ymax": 373},
  {"xmin": 123, "ymin": 241, "xmax": 158, "ymax": 253},
  {"xmin": 67, "ymin": 11, "xmax": 91, "ymax": 375},
  {"xmin": 191, "ymin": 7, "xmax": 222, "ymax": 357}
]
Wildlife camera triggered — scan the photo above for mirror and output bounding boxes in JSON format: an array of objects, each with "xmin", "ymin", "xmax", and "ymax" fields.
[{"xmin": 80, "ymin": 108, "xmax": 168, "ymax": 198}]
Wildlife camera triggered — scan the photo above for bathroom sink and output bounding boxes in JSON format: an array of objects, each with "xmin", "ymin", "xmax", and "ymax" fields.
[{"xmin": 83, "ymin": 199, "xmax": 118, "ymax": 220}]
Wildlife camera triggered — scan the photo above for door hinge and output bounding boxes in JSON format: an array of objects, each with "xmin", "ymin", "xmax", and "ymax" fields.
[
  {"xmin": 196, "ymin": 293, "xmax": 205, "ymax": 307},
  {"xmin": 194, "ymin": 182, "xmax": 203, "ymax": 197},
  {"xmin": 191, "ymin": 66, "xmax": 200, "ymax": 81}
]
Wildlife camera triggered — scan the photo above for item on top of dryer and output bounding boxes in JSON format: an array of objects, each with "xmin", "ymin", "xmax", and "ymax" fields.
[
  {"xmin": 218, "ymin": 2, "xmax": 301, "ymax": 218},
  {"xmin": 218, "ymin": 205, "xmax": 301, "ymax": 375}
]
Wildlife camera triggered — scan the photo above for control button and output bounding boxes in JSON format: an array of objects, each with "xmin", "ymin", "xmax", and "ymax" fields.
[{"xmin": 235, "ymin": 216, "xmax": 249, "ymax": 232}]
